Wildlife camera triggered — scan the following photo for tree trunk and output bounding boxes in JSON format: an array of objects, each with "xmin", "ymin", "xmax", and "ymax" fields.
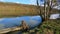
[{"xmin": 44, "ymin": 0, "xmax": 47, "ymax": 20}]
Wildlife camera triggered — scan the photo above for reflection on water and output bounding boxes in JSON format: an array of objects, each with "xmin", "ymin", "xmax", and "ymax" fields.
[{"xmin": 0, "ymin": 16, "xmax": 42, "ymax": 34}]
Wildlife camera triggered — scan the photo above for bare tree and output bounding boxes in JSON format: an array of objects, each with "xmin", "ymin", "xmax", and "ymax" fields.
[
  {"xmin": 52, "ymin": 0, "xmax": 57, "ymax": 5},
  {"xmin": 36, "ymin": 0, "xmax": 57, "ymax": 20},
  {"xmin": 44, "ymin": 0, "xmax": 48, "ymax": 20},
  {"xmin": 37, "ymin": 0, "xmax": 39, "ymax": 6},
  {"xmin": 44, "ymin": 0, "xmax": 54, "ymax": 20},
  {"xmin": 36, "ymin": 0, "xmax": 44, "ymax": 20},
  {"xmin": 36, "ymin": 0, "xmax": 41, "ymax": 15}
]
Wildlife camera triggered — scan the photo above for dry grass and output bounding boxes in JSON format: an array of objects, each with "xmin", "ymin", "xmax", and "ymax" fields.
[
  {"xmin": 0, "ymin": 2, "xmax": 59, "ymax": 18},
  {"xmin": 0, "ymin": 2, "xmax": 38, "ymax": 17}
]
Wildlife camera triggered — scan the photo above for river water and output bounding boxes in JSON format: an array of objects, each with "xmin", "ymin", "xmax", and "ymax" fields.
[{"xmin": 0, "ymin": 16, "xmax": 42, "ymax": 34}]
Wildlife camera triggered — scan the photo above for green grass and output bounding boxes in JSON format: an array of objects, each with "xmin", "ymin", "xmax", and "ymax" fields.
[
  {"xmin": 19, "ymin": 20, "xmax": 60, "ymax": 34},
  {"xmin": 35, "ymin": 20, "xmax": 60, "ymax": 34}
]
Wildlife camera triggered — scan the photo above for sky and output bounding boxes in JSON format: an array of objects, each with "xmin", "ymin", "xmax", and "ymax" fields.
[
  {"xmin": 0, "ymin": 0, "xmax": 44, "ymax": 5},
  {"xmin": 0, "ymin": 0, "xmax": 60, "ymax": 10}
]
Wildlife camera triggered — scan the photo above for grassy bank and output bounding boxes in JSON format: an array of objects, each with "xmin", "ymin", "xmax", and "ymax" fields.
[
  {"xmin": 21, "ymin": 20, "xmax": 60, "ymax": 34},
  {"xmin": 8, "ymin": 20, "xmax": 60, "ymax": 34}
]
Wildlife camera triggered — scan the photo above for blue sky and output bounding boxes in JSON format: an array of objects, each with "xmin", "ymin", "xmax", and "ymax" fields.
[
  {"xmin": 0, "ymin": 0, "xmax": 44, "ymax": 5},
  {"xmin": 0, "ymin": 0, "xmax": 60, "ymax": 9}
]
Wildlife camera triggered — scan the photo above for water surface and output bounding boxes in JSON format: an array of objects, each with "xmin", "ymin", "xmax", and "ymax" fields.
[{"xmin": 0, "ymin": 16, "xmax": 42, "ymax": 30}]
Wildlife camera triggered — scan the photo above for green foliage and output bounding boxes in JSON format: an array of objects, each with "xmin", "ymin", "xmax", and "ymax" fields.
[
  {"xmin": 20, "ymin": 20, "xmax": 60, "ymax": 34},
  {"xmin": 38, "ymin": 20, "xmax": 60, "ymax": 34}
]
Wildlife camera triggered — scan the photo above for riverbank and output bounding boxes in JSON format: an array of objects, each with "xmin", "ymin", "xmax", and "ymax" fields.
[{"xmin": 6, "ymin": 19, "xmax": 60, "ymax": 34}]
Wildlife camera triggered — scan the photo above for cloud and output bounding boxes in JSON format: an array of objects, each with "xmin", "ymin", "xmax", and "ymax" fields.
[
  {"xmin": 15, "ymin": 0, "xmax": 36, "ymax": 5},
  {"xmin": 15, "ymin": 2, "xmax": 20, "ymax": 3},
  {"xmin": 29, "ymin": 0, "xmax": 44, "ymax": 5},
  {"xmin": 30, "ymin": 0, "xmax": 36, "ymax": 5},
  {"xmin": 0, "ymin": 0, "xmax": 4, "ymax": 1}
]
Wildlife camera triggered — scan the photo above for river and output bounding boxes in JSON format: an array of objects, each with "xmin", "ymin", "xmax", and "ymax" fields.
[{"xmin": 0, "ymin": 16, "xmax": 42, "ymax": 34}]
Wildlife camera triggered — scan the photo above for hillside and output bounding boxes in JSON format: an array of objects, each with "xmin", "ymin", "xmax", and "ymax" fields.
[
  {"xmin": 0, "ymin": 2, "xmax": 38, "ymax": 17},
  {"xmin": 0, "ymin": 2, "xmax": 59, "ymax": 17}
]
